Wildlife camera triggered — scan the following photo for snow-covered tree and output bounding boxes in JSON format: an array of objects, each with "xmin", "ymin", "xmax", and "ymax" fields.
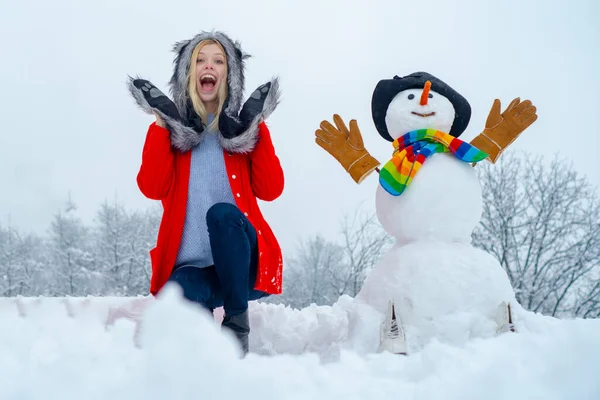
[
  {"xmin": 92, "ymin": 198, "xmax": 158, "ymax": 296},
  {"xmin": 47, "ymin": 197, "xmax": 96, "ymax": 295},
  {"xmin": 473, "ymin": 151, "xmax": 600, "ymax": 318},
  {"xmin": 0, "ymin": 222, "xmax": 45, "ymax": 296},
  {"xmin": 113, "ymin": 205, "xmax": 160, "ymax": 295},
  {"xmin": 0, "ymin": 195, "xmax": 161, "ymax": 297},
  {"xmin": 270, "ymin": 206, "xmax": 392, "ymax": 308},
  {"xmin": 334, "ymin": 207, "xmax": 392, "ymax": 297},
  {"xmin": 275, "ymin": 234, "xmax": 346, "ymax": 309}
]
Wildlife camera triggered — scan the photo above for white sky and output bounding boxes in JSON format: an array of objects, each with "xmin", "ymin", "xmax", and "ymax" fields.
[{"xmin": 1, "ymin": 0, "xmax": 599, "ymax": 257}]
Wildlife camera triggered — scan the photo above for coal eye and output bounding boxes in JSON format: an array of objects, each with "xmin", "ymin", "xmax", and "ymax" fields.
[
  {"xmin": 429, "ymin": 93, "xmax": 433, "ymax": 98},
  {"xmin": 408, "ymin": 94, "xmax": 415, "ymax": 100}
]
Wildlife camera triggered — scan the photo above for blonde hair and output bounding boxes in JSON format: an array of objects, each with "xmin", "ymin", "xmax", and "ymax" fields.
[{"xmin": 187, "ymin": 40, "xmax": 229, "ymax": 131}]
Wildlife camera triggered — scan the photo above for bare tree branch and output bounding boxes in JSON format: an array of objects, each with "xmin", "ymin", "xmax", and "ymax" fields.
[{"xmin": 473, "ymin": 150, "xmax": 600, "ymax": 318}]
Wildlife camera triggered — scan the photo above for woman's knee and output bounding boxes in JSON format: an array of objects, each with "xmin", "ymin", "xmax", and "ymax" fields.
[
  {"xmin": 206, "ymin": 202, "xmax": 242, "ymax": 227},
  {"xmin": 168, "ymin": 267, "xmax": 218, "ymax": 308}
]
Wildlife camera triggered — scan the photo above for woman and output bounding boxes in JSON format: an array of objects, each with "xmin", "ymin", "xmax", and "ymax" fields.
[{"xmin": 127, "ymin": 30, "xmax": 284, "ymax": 355}]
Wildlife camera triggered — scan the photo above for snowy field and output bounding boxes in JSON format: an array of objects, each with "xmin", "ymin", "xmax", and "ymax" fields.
[{"xmin": 2, "ymin": 285, "xmax": 600, "ymax": 400}]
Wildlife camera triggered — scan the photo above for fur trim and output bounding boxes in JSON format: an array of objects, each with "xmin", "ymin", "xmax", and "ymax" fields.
[
  {"xmin": 220, "ymin": 76, "xmax": 281, "ymax": 153},
  {"xmin": 165, "ymin": 113, "xmax": 203, "ymax": 151},
  {"xmin": 127, "ymin": 76, "xmax": 204, "ymax": 151}
]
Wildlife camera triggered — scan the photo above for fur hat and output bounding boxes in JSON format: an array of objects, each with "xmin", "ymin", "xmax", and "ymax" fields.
[
  {"xmin": 371, "ymin": 72, "xmax": 471, "ymax": 141},
  {"xmin": 169, "ymin": 30, "xmax": 249, "ymax": 123}
]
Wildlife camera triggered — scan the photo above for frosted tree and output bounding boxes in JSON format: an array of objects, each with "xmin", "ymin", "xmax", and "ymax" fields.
[
  {"xmin": 333, "ymin": 207, "xmax": 392, "ymax": 297},
  {"xmin": 113, "ymin": 205, "xmax": 160, "ymax": 294},
  {"xmin": 47, "ymin": 197, "xmax": 96, "ymax": 295},
  {"xmin": 0, "ymin": 195, "xmax": 158, "ymax": 297},
  {"xmin": 271, "ymin": 206, "xmax": 391, "ymax": 308},
  {"xmin": 94, "ymin": 199, "xmax": 133, "ymax": 295},
  {"xmin": 0, "ymin": 222, "xmax": 45, "ymax": 296},
  {"xmin": 133, "ymin": 204, "xmax": 162, "ymax": 292},
  {"xmin": 0, "ymin": 223, "xmax": 22, "ymax": 296},
  {"xmin": 93, "ymin": 198, "xmax": 159, "ymax": 295},
  {"xmin": 574, "ymin": 271, "xmax": 600, "ymax": 318},
  {"xmin": 473, "ymin": 151, "xmax": 600, "ymax": 318},
  {"xmin": 274, "ymin": 235, "xmax": 345, "ymax": 309},
  {"xmin": 14, "ymin": 233, "xmax": 45, "ymax": 296}
]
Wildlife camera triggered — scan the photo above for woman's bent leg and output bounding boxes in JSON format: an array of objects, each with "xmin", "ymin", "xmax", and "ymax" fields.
[{"xmin": 206, "ymin": 202, "xmax": 266, "ymax": 354}]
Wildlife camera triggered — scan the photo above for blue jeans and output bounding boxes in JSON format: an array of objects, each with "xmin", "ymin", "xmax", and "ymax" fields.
[{"xmin": 168, "ymin": 203, "xmax": 269, "ymax": 316}]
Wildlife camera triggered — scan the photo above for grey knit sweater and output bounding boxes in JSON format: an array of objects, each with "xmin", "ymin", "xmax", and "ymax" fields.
[{"xmin": 175, "ymin": 114, "xmax": 235, "ymax": 268}]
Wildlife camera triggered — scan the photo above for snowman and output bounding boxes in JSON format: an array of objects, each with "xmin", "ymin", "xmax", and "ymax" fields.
[{"xmin": 315, "ymin": 72, "xmax": 537, "ymax": 354}]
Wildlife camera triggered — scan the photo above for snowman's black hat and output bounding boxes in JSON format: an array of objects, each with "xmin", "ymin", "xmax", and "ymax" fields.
[{"xmin": 371, "ymin": 72, "xmax": 472, "ymax": 141}]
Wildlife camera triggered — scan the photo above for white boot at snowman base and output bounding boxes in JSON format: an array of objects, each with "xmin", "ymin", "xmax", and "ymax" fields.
[
  {"xmin": 379, "ymin": 299, "xmax": 408, "ymax": 355},
  {"xmin": 495, "ymin": 301, "xmax": 517, "ymax": 334},
  {"xmin": 316, "ymin": 72, "xmax": 535, "ymax": 352}
]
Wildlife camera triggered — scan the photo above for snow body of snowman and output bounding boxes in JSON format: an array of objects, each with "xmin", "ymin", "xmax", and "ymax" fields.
[{"xmin": 316, "ymin": 72, "xmax": 538, "ymax": 354}]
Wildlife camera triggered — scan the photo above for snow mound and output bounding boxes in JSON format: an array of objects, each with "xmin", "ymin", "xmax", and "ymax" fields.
[{"xmin": 1, "ymin": 287, "xmax": 600, "ymax": 399}]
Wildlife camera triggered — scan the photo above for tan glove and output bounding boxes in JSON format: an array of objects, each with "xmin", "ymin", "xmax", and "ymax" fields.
[
  {"xmin": 470, "ymin": 98, "xmax": 538, "ymax": 163},
  {"xmin": 315, "ymin": 114, "xmax": 381, "ymax": 184}
]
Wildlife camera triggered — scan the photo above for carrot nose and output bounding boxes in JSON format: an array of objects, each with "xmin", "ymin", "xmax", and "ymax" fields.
[{"xmin": 420, "ymin": 80, "xmax": 431, "ymax": 106}]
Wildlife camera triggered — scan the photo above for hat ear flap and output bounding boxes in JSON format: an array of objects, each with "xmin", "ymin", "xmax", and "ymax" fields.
[
  {"xmin": 232, "ymin": 40, "xmax": 251, "ymax": 60},
  {"xmin": 172, "ymin": 39, "xmax": 191, "ymax": 55}
]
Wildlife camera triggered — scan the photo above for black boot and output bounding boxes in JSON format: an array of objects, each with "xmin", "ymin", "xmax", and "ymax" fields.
[{"xmin": 222, "ymin": 310, "xmax": 250, "ymax": 355}]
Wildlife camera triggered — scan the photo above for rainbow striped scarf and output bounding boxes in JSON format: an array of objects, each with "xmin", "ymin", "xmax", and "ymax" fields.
[{"xmin": 379, "ymin": 129, "xmax": 489, "ymax": 196}]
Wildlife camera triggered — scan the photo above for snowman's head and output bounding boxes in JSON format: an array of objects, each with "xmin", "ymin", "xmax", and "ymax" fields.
[
  {"xmin": 372, "ymin": 72, "xmax": 472, "ymax": 142},
  {"xmin": 384, "ymin": 82, "xmax": 456, "ymax": 140}
]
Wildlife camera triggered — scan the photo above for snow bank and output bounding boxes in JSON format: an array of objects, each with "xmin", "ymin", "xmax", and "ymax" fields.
[{"xmin": 1, "ymin": 286, "xmax": 599, "ymax": 399}]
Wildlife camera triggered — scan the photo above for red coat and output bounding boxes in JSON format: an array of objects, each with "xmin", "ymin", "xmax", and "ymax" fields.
[{"xmin": 137, "ymin": 121, "xmax": 285, "ymax": 296}]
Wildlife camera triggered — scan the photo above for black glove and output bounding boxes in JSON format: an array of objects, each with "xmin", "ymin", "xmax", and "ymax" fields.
[
  {"xmin": 132, "ymin": 79, "xmax": 183, "ymax": 123},
  {"xmin": 219, "ymin": 82, "xmax": 273, "ymax": 139},
  {"xmin": 128, "ymin": 76, "xmax": 209, "ymax": 152}
]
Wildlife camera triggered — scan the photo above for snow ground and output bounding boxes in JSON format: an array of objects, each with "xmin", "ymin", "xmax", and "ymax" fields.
[{"xmin": 1, "ymin": 285, "xmax": 599, "ymax": 400}]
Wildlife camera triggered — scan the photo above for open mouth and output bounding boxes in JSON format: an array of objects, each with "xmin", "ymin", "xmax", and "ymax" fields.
[
  {"xmin": 411, "ymin": 111, "xmax": 436, "ymax": 117},
  {"xmin": 199, "ymin": 74, "xmax": 217, "ymax": 92}
]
